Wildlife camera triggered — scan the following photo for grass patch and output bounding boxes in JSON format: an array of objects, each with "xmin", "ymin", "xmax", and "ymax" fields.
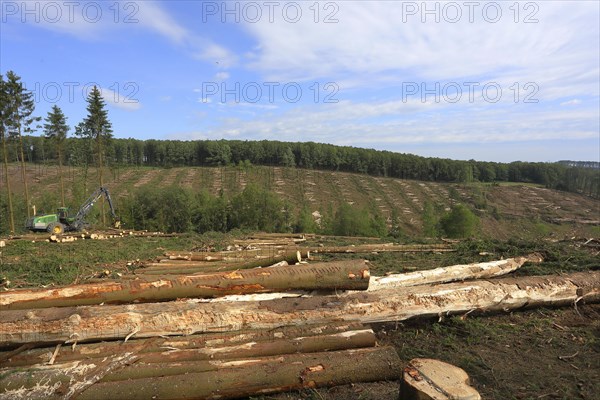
[{"xmin": 0, "ymin": 233, "xmax": 235, "ymax": 287}]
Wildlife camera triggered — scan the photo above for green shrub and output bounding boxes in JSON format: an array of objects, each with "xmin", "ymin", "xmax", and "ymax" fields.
[{"xmin": 440, "ymin": 204, "xmax": 479, "ymax": 238}]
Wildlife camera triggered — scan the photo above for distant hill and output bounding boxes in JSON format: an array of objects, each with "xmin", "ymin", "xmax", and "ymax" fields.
[
  {"xmin": 3, "ymin": 164, "xmax": 598, "ymax": 239},
  {"xmin": 7, "ymin": 137, "xmax": 600, "ymax": 199}
]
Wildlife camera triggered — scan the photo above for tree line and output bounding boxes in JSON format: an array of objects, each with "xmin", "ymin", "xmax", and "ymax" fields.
[
  {"xmin": 6, "ymin": 136, "xmax": 599, "ymax": 199},
  {"xmin": 1, "ymin": 70, "xmax": 599, "ymax": 237}
]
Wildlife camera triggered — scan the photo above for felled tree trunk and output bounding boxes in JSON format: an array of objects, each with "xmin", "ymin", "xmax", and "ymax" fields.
[
  {"xmin": 2, "ymin": 322, "xmax": 367, "ymax": 367},
  {"xmin": 1, "ymin": 271, "xmax": 597, "ymax": 346},
  {"xmin": 1, "ymin": 347, "xmax": 399, "ymax": 400},
  {"xmin": 0, "ymin": 329, "xmax": 377, "ymax": 392},
  {"xmin": 367, "ymin": 254, "xmax": 542, "ymax": 290},
  {"xmin": 163, "ymin": 250, "xmax": 309, "ymax": 263},
  {"xmin": 308, "ymin": 243, "xmax": 455, "ymax": 254},
  {"xmin": 1, "ymin": 260, "xmax": 370, "ymax": 310}
]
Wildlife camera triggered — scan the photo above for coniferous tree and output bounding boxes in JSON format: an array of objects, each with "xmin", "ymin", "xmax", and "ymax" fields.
[
  {"xmin": 0, "ymin": 74, "xmax": 16, "ymax": 233},
  {"xmin": 77, "ymin": 86, "xmax": 113, "ymax": 224},
  {"xmin": 4, "ymin": 71, "xmax": 40, "ymax": 218},
  {"xmin": 44, "ymin": 105, "xmax": 70, "ymax": 206}
]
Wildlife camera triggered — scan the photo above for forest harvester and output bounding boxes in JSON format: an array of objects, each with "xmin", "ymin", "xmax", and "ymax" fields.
[{"xmin": 26, "ymin": 187, "xmax": 121, "ymax": 234}]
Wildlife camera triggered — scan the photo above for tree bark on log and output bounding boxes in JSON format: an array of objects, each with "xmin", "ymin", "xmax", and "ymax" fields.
[
  {"xmin": 0, "ymin": 260, "xmax": 370, "ymax": 310},
  {"xmin": 0, "ymin": 330, "xmax": 377, "ymax": 392},
  {"xmin": 135, "ymin": 253, "xmax": 307, "ymax": 276},
  {"xmin": 367, "ymin": 254, "xmax": 542, "ymax": 291},
  {"xmin": 163, "ymin": 250, "xmax": 310, "ymax": 262},
  {"xmin": 1, "ymin": 271, "xmax": 598, "ymax": 346},
  {"xmin": 307, "ymin": 243, "xmax": 455, "ymax": 254},
  {"xmin": 2, "ymin": 322, "xmax": 367, "ymax": 367},
  {"xmin": 0, "ymin": 347, "xmax": 400, "ymax": 400},
  {"xmin": 130, "ymin": 328, "xmax": 376, "ymax": 365}
]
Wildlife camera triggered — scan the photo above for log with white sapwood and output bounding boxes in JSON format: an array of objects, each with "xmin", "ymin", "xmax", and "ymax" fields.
[
  {"xmin": 0, "ymin": 347, "xmax": 401, "ymax": 400},
  {"xmin": 0, "ymin": 260, "xmax": 370, "ymax": 310},
  {"xmin": 308, "ymin": 243, "xmax": 455, "ymax": 254},
  {"xmin": 401, "ymin": 358, "xmax": 481, "ymax": 400},
  {"xmin": 0, "ymin": 330, "xmax": 378, "ymax": 390},
  {"xmin": 1, "ymin": 271, "xmax": 597, "ymax": 346},
  {"xmin": 367, "ymin": 254, "xmax": 542, "ymax": 291},
  {"xmin": 2, "ymin": 322, "xmax": 366, "ymax": 367}
]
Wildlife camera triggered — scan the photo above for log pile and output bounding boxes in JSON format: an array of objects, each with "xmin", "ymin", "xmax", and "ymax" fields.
[
  {"xmin": 0, "ymin": 229, "xmax": 180, "ymax": 244},
  {"xmin": 1, "ymin": 246, "xmax": 599, "ymax": 399},
  {"xmin": 128, "ymin": 240, "xmax": 456, "ymax": 279}
]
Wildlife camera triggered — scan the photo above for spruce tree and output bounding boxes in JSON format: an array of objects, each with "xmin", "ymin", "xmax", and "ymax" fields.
[
  {"xmin": 0, "ymin": 74, "xmax": 15, "ymax": 233},
  {"xmin": 44, "ymin": 105, "xmax": 70, "ymax": 206},
  {"xmin": 4, "ymin": 71, "xmax": 40, "ymax": 218},
  {"xmin": 77, "ymin": 86, "xmax": 113, "ymax": 225}
]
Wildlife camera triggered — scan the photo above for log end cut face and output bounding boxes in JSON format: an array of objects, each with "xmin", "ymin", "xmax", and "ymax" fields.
[{"xmin": 401, "ymin": 358, "xmax": 481, "ymax": 400}]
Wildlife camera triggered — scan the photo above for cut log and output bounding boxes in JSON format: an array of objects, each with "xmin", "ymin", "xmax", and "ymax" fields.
[
  {"xmin": 133, "ymin": 328, "xmax": 376, "ymax": 365},
  {"xmin": 367, "ymin": 254, "xmax": 543, "ymax": 291},
  {"xmin": 0, "ymin": 330, "xmax": 377, "ymax": 391},
  {"xmin": 163, "ymin": 249, "xmax": 310, "ymax": 262},
  {"xmin": 246, "ymin": 232, "xmax": 307, "ymax": 240},
  {"xmin": 401, "ymin": 358, "xmax": 481, "ymax": 400},
  {"xmin": 2, "ymin": 322, "xmax": 367, "ymax": 367},
  {"xmin": 136, "ymin": 252, "xmax": 305, "ymax": 275},
  {"xmin": 0, "ymin": 347, "xmax": 401, "ymax": 400},
  {"xmin": 130, "ymin": 260, "xmax": 293, "ymax": 277},
  {"xmin": 308, "ymin": 243, "xmax": 455, "ymax": 254},
  {"xmin": 0, "ymin": 260, "xmax": 370, "ymax": 310},
  {"xmin": 167, "ymin": 255, "xmax": 248, "ymax": 262},
  {"xmin": 1, "ymin": 271, "xmax": 598, "ymax": 346}
]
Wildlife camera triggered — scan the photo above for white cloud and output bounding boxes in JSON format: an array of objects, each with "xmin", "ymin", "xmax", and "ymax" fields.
[
  {"xmin": 193, "ymin": 42, "xmax": 238, "ymax": 68},
  {"xmin": 99, "ymin": 87, "xmax": 142, "ymax": 111},
  {"xmin": 215, "ymin": 72, "xmax": 230, "ymax": 80},
  {"xmin": 136, "ymin": 2, "xmax": 188, "ymax": 43},
  {"xmin": 242, "ymin": 1, "xmax": 600, "ymax": 101},
  {"xmin": 10, "ymin": 1, "xmax": 238, "ymax": 68},
  {"xmin": 560, "ymin": 99, "xmax": 582, "ymax": 106},
  {"xmin": 174, "ymin": 97, "xmax": 598, "ymax": 147}
]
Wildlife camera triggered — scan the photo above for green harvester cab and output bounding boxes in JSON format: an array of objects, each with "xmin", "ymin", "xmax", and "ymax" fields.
[{"xmin": 25, "ymin": 188, "xmax": 120, "ymax": 235}]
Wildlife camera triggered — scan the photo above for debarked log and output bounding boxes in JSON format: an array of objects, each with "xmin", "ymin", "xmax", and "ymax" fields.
[
  {"xmin": 1, "ymin": 271, "xmax": 598, "ymax": 346},
  {"xmin": 367, "ymin": 254, "xmax": 543, "ymax": 291},
  {"xmin": 118, "ymin": 328, "xmax": 376, "ymax": 367},
  {"xmin": 308, "ymin": 243, "xmax": 455, "ymax": 254},
  {"xmin": 2, "ymin": 322, "xmax": 366, "ymax": 367},
  {"xmin": 131, "ymin": 260, "xmax": 292, "ymax": 276},
  {"xmin": 0, "ymin": 347, "xmax": 400, "ymax": 400},
  {"xmin": 0, "ymin": 260, "xmax": 370, "ymax": 310},
  {"xmin": 0, "ymin": 330, "xmax": 378, "ymax": 393},
  {"xmin": 164, "ymin": 250, "xmax": 310, "ymax": 262}
]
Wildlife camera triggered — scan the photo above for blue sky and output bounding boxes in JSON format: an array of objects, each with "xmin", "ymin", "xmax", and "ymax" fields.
[{"xmin": 1, "ymin": 0, "xmax": 599, "ymax": 162}]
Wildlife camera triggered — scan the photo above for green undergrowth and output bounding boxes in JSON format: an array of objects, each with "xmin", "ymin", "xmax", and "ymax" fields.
[
  {"xmin": 0, "ymin": 232, "xmax": 240, "ymax": 288},
  {"xmin": 319, "ymin": 238, "xmax": 599, "ymax": 276}
]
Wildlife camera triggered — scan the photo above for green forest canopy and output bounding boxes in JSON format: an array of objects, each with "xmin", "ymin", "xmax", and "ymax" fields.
[{"xmin": 5, "ymin": 136, "xmax": 599, "ymax": 198}]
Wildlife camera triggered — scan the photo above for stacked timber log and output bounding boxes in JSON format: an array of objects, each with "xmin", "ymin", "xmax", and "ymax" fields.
[
  {"xmin": 38, "ymin": 230, "xmax": 179, "ymax": 244},
  {"xmin": 1, "ymin": 252, "xmax": 599, "ymax": 399},
  {"xmin": 128, "ymin": 241, "xmax": 456, "ymax": 279},
  {"xmin": 0, "ymin": 260, "xmax": 370, "ymax": 310}
]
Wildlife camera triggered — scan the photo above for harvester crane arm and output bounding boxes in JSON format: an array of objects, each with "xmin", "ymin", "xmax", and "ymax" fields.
[{"xmin": 71, "ymin": 187, "xmax": 119, "ymax": 230}]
